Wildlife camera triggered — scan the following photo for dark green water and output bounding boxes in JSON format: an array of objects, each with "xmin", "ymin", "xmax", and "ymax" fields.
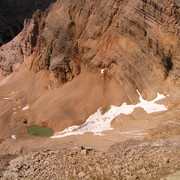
[{"xmin": 28, "ymin": 125, "xmax": 53, "ymax": 138}]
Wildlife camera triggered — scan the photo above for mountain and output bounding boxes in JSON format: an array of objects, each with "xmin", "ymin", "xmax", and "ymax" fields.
[
  {"xmin": 0, "ymin": 0, "xmax": 179, "ymax": 178},
  {"xmin": 0, "ymin": 0, "xmax": 56, "ymax": 45},
  {"xmin": 0, "ymin": 0, "xmax": 179, "ymax": 150}
]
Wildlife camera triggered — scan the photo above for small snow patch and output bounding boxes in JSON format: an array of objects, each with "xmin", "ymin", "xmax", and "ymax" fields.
[
  {"xmin": 22, "ymin": 105, "xmax": 30, "ymax": 111},
  {"xmin": 4, "ymin": 97, "xmax": 11, "ymax": 100},
  {"xmin": 12, "ymin": 135, "xmax": 16, "ymax": 140},
  {"xmin": 13, "ymin": 112, "xmax": 17, "ymax": 115},
  {"xmin": 101, "ymin": 69, "xmax": 105, "ymax": 74}
]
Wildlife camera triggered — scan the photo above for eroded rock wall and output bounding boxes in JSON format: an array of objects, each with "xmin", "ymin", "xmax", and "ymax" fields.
[{"xmin": 0, "ymin": 0, "xmax": 179, "ymax": 95}]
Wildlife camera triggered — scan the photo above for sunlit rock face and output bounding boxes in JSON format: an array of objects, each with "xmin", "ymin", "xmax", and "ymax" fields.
[
  {"xmin": 0, "ymin": 0, "xmax": 179, "ymax": 132},
  {"xmin": 0, "ymin": 0, "xmax": 179, "ymax": 90},
  {"xmin": 0, "ymin": 0, "xmax": 56, "ymax": 45}
]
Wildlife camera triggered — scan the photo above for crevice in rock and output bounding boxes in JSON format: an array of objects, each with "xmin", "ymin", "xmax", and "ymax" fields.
[{"xmin": 162, "ymin": 54, "xmax": 173, "ymax": 76}]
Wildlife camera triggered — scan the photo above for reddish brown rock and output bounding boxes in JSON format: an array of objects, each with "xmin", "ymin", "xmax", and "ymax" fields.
[
  {"xmin": 0, "ymin": 0, "xmax": 179, "ymax": 91},
  {"xmin": 0, "ymin": 0, "xmax": 179, "ymax": 133}
]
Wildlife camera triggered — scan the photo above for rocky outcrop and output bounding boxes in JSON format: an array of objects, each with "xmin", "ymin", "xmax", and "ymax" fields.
[{"xmin": 0, "ymin": 0, "xmax": 56, "ymax": 45}]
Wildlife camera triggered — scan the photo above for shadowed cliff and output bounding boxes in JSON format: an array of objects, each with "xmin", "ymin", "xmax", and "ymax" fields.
[{"xmin": 0, "ymin": 0, "xmax": 56, "ymax": 45}]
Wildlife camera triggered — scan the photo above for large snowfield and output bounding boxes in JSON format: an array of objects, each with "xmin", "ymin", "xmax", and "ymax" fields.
[{"xmin": 51, "ymin": 91, "xmax": 168, "ymax": 138}]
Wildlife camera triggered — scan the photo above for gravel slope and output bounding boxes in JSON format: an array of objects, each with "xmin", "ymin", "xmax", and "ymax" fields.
[{"xmin": 1, "ymin": 140, "xmax": 180, "ymax": 180}]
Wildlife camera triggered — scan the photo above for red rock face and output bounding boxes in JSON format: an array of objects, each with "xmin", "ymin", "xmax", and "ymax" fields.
[{"xmin": 0, "ymin": 0, "xmax": 56, "ymax": 45}]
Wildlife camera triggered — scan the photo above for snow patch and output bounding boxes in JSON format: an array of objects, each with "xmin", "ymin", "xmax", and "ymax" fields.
[
  {"xmin": 13, "ymin": 112, "xmax": 17, "ymax": 115},
  {"xmin": 22, "ymin": 104, "xmax": 30, "ymax": 111},
  {"xmin": 12, "ymin": 135, "xmax": 16, "ymax": 140},
  {"xmin": 51, "ymin": 91, "xmax": 168, "ymax": 138},
  {"xmin": 101, "ymin": 69, "xmax": 105, "ymax": 74},
  {"xmin": 4, "ymin": 97, "xmax": 11, "ymax": 100},
  {"xmin": 135, "ymin": 91, "xmax": 167, "ymax": 113}
]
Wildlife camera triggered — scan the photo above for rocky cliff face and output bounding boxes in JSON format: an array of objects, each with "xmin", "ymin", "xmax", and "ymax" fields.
[
  {"xmin": 0, "ymin": 0, "xmax": 56, "ymax": 45},
  {"xmin": 0, "ymin": 0, "xmax": 179, "ymax": 132},
  {"xmin": 0, "ymin": 0, "xmax": 179, "ymax": 88}
]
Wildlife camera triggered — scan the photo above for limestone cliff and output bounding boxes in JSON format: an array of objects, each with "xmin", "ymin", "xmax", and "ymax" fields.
[
  {"xmin": 0, "ymin": 0, "xmax": 179, "ymax": 132},
  {"xmin": 0, "ymin": 0, "xmax": 179, "ymax": 90}
]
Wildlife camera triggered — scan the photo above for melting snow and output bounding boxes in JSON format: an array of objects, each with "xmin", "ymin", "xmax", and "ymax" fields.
[
  {"xmin": 4, "ymin": 97, "xmax": 11, "ymax": 100},
  {"xmin": 22, "ymin": 104, "xmax": 30, "ymax": 111},
  {"xmin": 101, "ymin": 69, "xmax": 105, "ymax": 74},
  {"xmin": 51, "ymin": 91, "xmax": 168, "ymax": 138},
  {"xmin": 12, "ymin": 135, "xmax": 16, "ymax": 140}
]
